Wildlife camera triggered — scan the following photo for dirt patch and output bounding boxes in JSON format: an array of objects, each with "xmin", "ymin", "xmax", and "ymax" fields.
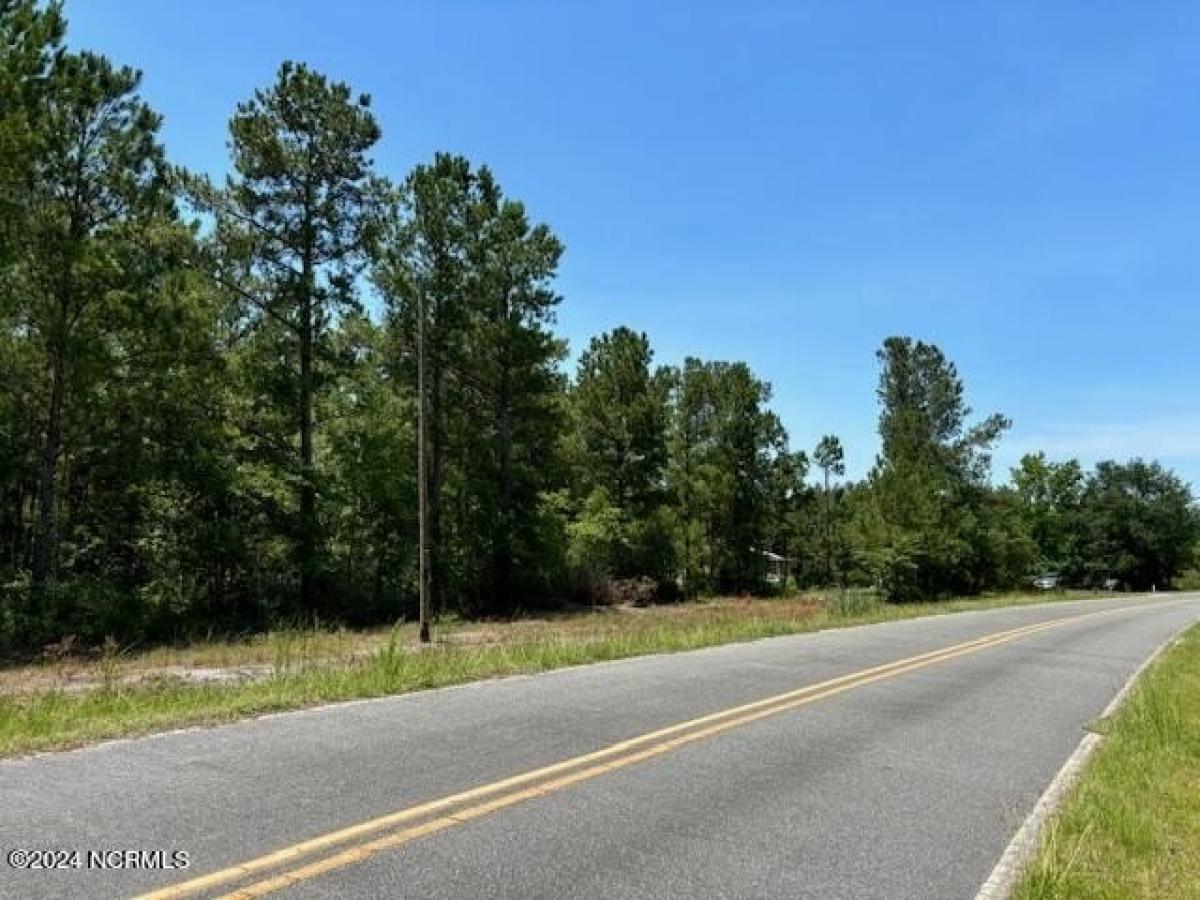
[{"xmin": 0, "ymin": 595, "xmax": 828, "ymax": 697}]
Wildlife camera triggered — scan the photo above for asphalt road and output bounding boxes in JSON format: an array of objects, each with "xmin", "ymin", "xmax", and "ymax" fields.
[{"xmin": 2, "ymin": 594, "xmax": 1198, "ymax": 900}]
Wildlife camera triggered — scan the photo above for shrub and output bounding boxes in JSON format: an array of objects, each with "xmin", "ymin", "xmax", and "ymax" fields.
[{"xmin": 611, "ymin": 577, "xmax": 658, "ymax": 606}]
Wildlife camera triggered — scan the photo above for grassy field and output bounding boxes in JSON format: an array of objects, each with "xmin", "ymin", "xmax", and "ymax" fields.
[
  {"xmin": 1015, "ymin": 622, "xmax": 1200, "ymax": 900},
  {"xmin": 0, "ymin": 588, "xmax": 1106, "ymax": 758}
]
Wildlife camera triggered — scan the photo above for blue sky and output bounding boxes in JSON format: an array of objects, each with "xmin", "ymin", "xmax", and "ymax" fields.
[{"xmin": 70, "ymin": 2, "xmax": 1200, "ymax": 485}]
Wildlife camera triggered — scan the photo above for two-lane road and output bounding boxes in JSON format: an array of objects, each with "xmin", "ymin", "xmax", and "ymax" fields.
[{"xmin": 3, "ymin": 593, "xmax": 1198, "ymax": 899}]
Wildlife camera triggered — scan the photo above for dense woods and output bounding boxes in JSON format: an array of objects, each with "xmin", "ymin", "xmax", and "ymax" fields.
[{"xmin": 2, "ymin": 3, "xmax": 1197, "ymax": 653}]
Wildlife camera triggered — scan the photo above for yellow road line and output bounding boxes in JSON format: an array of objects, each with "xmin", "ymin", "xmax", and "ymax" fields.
[
  {"xmin": 134, "ymin": 619, "xmax": 1044, "ymax": 899},
  {"xmin": 135, "ymin": 601, "xmax": 1166, "ymax": 900}
]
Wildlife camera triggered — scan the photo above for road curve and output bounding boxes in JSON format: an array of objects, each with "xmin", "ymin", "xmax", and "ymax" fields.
[{"xmin": 2, "ymin": 593, "xmax": 1198, "ymax": 899}]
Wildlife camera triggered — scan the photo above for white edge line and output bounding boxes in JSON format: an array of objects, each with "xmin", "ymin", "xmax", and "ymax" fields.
[{"xmin": 973, "ymin": 612, "xmax": 1199, "ymax": 900}]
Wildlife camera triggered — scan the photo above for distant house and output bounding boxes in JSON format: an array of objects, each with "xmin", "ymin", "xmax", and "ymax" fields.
[
  {"xmin": 757, "ymin": 549, "xmax": 793, "ymax": 585},
  {"xmin": 1032, "ymin": 573, "xmax": 1060, "ymax": 591}
]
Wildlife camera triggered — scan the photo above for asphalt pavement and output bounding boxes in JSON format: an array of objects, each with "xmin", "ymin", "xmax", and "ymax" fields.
[{"xmin": 2, "ymin": 593, "xmax": 1197, "ymax": 899}]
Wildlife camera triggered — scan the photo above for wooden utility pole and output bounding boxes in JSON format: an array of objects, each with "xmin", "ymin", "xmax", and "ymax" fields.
[
  {"xmin": 823, "ymin": 464, "xmax": 832, "ymax": 585},
  {"xmin": 417, "ymin": 286, "xmax": 431, "ymax": 644}
]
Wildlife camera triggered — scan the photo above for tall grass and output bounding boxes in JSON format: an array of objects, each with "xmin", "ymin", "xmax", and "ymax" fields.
[
  {"xmin": 1015, "ymin": 624, "xmax": 1200, "ymax": 900},
  {"xmin": 824, "ymin": 588, "xmax": 883, "ymax": 618}
]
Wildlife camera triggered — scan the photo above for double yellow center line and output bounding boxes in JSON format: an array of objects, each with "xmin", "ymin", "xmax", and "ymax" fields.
[{"xmin": 136, "ymin": 601, "xmax": 1163, "ymax": 899}]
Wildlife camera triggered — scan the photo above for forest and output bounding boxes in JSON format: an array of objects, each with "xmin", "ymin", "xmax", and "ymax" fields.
[{"xmin": 2, "ymin": 1, "xmax": 1197, "ymax": 655}]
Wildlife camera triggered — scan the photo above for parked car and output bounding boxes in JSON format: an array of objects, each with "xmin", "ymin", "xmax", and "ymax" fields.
[{"xmin": 1032, "ymin": 573, "xmax": 1060, "ymax": 591}]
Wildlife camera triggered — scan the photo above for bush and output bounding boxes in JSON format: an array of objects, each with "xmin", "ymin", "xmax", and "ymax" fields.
[
  {"xmin": 867, "ymin": 544, "xmax": 926, "ymax": 603},
  {"xmin": 611, "ymin": 577, "xmax": 658, "ymax": 606},
  {"xmin": 566, "ymin": 490, "xmax": 626, "ymax": 580},
  {"xmin": 1175, "ymin": 569, "xmax": 1200, "ymax": 591},
  {"xmin": 569, "ymin": 567, "xmax": 614, "ymax": 606}
]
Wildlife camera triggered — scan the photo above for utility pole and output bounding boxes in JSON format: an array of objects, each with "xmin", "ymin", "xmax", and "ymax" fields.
[
  {"xmin": 417, "ymin": 285, "xmax": 431, "ymax": 644},
  {"xmin": 823, "ymin": 464, "xmax": 832, "ymax": 585}
]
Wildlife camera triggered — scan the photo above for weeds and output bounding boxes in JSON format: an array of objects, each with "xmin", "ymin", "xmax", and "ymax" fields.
[
  {"xmin": 1014, "ymin": 624, "xmax": 1200, "ymax": 900},
  {"xmin": 97, "ymin": 637, "xmax": 122, "ymax": 695},
  {"xmin": 824, "ymin": 588, "xmax": 882, "ymax": 618}
]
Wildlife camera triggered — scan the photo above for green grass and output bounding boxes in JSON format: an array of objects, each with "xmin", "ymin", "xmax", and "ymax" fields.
[
  {"xmin": 1015, "ymin": 623, "xmax": 1200, "ymax": 900},
  {"xmin": 0, "ymin": 588, "xmax": 1112, "ymax": 758}
]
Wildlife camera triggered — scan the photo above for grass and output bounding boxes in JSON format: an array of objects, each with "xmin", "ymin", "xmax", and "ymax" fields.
[
  {"xmin": 0, "ymin": 588, "xmax": 1109, "ymax": 758},
  {"xmin": 1014, "ymin": 622, "xmax": 1200, "ymax": 900}
]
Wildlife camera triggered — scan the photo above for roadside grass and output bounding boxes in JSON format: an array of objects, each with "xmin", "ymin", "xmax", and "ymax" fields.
[
  {"xmin": 0, "ymin": 588, "xmax": 1110, "ymax": 758},
  {"xmin": 1014, "ymin": 623, "xmax": 1200, "ymax": 900}
]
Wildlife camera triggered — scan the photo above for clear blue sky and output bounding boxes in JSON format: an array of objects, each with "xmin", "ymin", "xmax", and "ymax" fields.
[{"xmin": 70, "ymin": 2, "xmax": 1200, "ymax": 486}]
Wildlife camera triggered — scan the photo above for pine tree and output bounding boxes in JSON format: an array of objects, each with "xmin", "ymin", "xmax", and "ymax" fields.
[
  {"xmin": 375, "ymin": 156, "xmax": 567, "ymax": 615},
  {"xmin": 858, "ymin": 337, "xmax": 1010, "ymax": 600},
  {"xmin": 373, "ymin": 154, "xmax": 475, "ymax": 618},
  {"xmin": 572, "ymin": 327, "xmax": 671, "ymax": 516},
  {"xmin": 182, "ymin": 62, "xmax": 382, "ymax": 613},
  {"xmin": 12, "ymin": 50, "xmax": 171, "ymax": 608},
  {"xmin": 666, "ymin": 359, "xmax": 788, "ymax": 594}
]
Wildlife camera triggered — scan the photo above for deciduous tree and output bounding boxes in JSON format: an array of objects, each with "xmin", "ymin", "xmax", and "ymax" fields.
[{"xmin": 1077, "ymin": 460, "xmax": 1196, "ymax": 590}]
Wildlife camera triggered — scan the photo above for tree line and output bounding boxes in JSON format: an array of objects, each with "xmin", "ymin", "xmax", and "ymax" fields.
[{"xmin": 2, "ymin": 3, "xmax": 1196, "ymax": 652}]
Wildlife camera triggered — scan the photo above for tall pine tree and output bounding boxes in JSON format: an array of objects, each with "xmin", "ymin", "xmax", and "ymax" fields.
[
  {"xmin": 12, "ymin": 50, "xmax": 171, "ymax": 609},
  {"xmin": 183, "ymin": 62, "xmax": 382, "ymax": 613}
]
